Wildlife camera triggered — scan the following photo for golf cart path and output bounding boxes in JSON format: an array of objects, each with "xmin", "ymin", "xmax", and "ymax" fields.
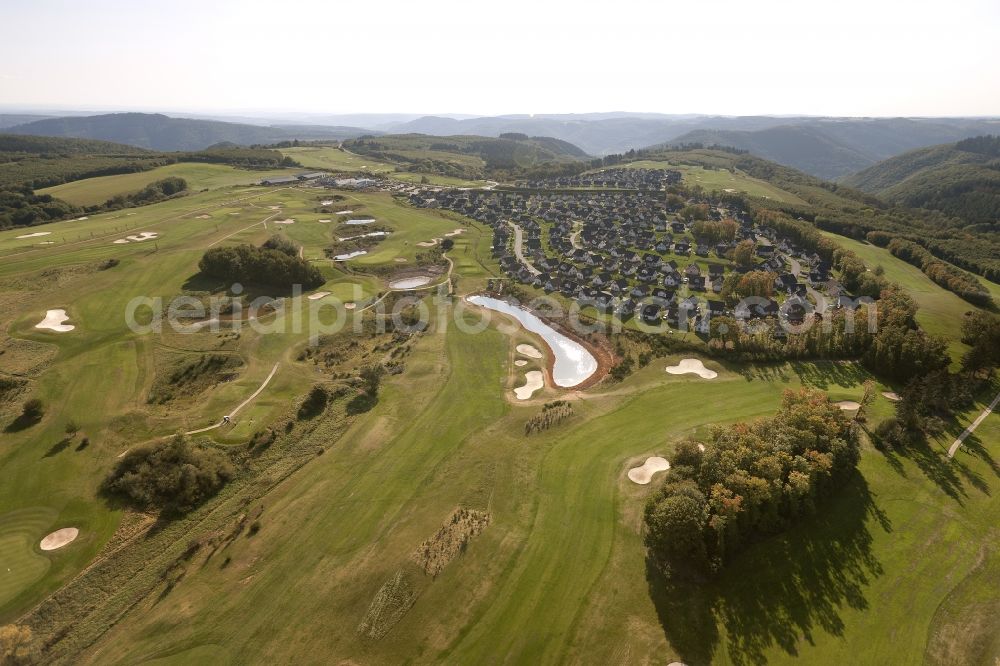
[
  {"xmin": 948, "ymin": 389, "xmax": 1000, "ymax": 458},
  {"xmin": 185, "ymin": 362, "xmax": 280, "ymax": 435}
]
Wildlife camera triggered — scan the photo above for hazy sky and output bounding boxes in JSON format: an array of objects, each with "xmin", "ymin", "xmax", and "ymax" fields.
[{"xmin": 2, "ymin": 0, "xmax": 999, "ymax": 117}]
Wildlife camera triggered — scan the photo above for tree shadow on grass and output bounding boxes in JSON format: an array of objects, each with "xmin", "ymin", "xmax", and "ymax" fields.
[
  {"xmin": 648, "ymin": 471, "xmax": 888, "ymax": 666},
  {"xmin": 789, "ymin": 361, "xmax": 870, "ymax": 391},
  {"xmin": 3, "ymin": 413, "xmax": 41, "ymax": 433},
  {"xmin": 43, "ymin": 437, "xmax": 72, "ymax": 458}
]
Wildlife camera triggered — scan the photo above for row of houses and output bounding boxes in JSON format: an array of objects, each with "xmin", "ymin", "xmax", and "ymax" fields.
[{"xmin": 407, "ymin": 186, "xmax": 852, "ymax": 327}]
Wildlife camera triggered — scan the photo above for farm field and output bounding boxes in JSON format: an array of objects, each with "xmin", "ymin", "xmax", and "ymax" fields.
[
  {"xmin": 2, "ymin": 179, "xmax": 998, "ymax": 666},
  {"xmin": 36, "ymin": 163, "xmax": 302, "ymax": 207}
]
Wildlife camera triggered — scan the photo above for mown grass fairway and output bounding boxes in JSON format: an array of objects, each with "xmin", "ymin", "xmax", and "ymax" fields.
[
  {"xmin": 2, "ymin": 178, "xmax": 999, "ymax": 666},
  {"xmin": 36, "ymin": 163, "xmax": 302, "ymax": 206}
]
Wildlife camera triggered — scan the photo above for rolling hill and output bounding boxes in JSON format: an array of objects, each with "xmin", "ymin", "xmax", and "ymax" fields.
[
  {"xmin": 663, "ymin": 118, "xmax": 1000, "ymax": 179},
  {"xmin": 343, "ymin": 133, "xmax": 588, "ymax": 178},
  {"xmin": 5, "ymin": 113, "xmax": 371, "ymax": 151},
  {"xmin": 841, "ymin": 135, "xmax": 1000, "ymax": 229}
]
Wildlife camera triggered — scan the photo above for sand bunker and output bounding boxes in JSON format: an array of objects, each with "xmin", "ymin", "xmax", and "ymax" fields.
[
  {"xmin": 344, "ymin": 302, "xmax": 357, "ymax": 310},
  {"xmin": 516, "ymin": 344, "xmax": 543, "ymax": 359},
  {"xmin": 35, "ymin": 309, "xmax": 74, "ymax": 332},
  {"xmin": 515, "ymin": 359, "xmax": 528, "ymax": 367},
  {"xmin": 318, "ymin": 219, "xmax": 332, "ymax": 223},
  {"xmin": 40, "ymin": 527, "xmax": 79, "ymax": 551},
  {"xmin": 338, "ymin": 231, "xmax": 388, "ymax": 241},
  {"xmin": 274, "ymin": 219, "xmax": 295, "ymax": 225},
  {"xmin": 445, "ymin": 228, "xmax": 465, "ymax": 236},
  {"xmin": 393, "ymin": 258, "xmax": 408, "ymax": 263},
  {"xmin": 308, "ymin": 291, "xmax": 331, "ymax": 301},
  {"xmin": 344, "ymin": 219, "xmax": 375, "ymax": 225},
  {"xmin": 333, "ymin": 250, "xmax": 367, "ymax": 261},
  {"xmin": 334, "ymin": 210, "xmax": 353, "ymax": 215},
  {"xmin": 113, "ymin": 231, "xmax": 159, "ymax": 244},
  {"xmin": 628, "ymin": 457, "xmax": 670, "ymax": 484},
  {"xmin": 836, "ymin": 401, "xmax": 861, "ymax": 410},
  {"xmin": 16, "ymin": 231, "xmax": 51, "ymax": 239},
  {"xmin": 882, "ymin": 391, "xmax": 901, "ymax": 401},
  {"xmin": 514, "ymin": 371, "xmax": 544, "ymax": 400},
  {"xmin": 389, "ymin": 276, "xmax": 431, "ymax": 289},
  {"xmin": 268, "ymin": 205, "xmax": 282, "ymax": 210},
  {"xmin": 320, "ymin": 200, "xmax": 334, "ymax": 205},
  {"xmin": 196, "ymin": 214, "xmax": 211, "ymax": 219},
  {"xmin": 666, "ymin": 358, "xmax": 717, "ymax": 379}
]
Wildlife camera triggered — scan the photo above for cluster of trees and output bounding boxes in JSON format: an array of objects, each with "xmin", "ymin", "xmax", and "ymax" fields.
[
  {"xmin": 199, "ymin": 241, "xmax": 324, "ymax": 290},
  {"xmin": 98, "ymin": 176, "xmax": 187, "ymax": 212},
  {"xmin": 720, "ymin": 270, "xmax": 775, "ymax": 303},
  {"xmin": 731, "ymin": 239, "xmax": 756, "ymax": 267},
  {"xmin": 691, "ymin": 218, "xmax": 738, "ymax": 244},
  {"xmin": 0, "ymin": 184, "xmax": 79, "ymax": 229},
  {"xmin": 102, "ymin": 435, "xmax": 234, "ymax": 515},
  {"xmin": 644, "ymin": 389, "xmax": 859, "ymax": 576},
  {"xmin": 961, "ymin": 311, "xmax": 1000, "ymax": 376},
  {"xmin": 886, "ymin": 238, "xmax": 993, "ymax": 306}
]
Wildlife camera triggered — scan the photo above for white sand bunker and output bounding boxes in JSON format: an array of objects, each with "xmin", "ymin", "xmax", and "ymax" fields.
[
  {"xmin": 516, "ymin": 344, "xmax": 543, "ymax": 359},
  {"xmin": 196, "ymin": 214, "xmax": 211, "ymax": 219},
  {"xmin": 274, "ymin": 219, "xmax": 295, "ymax": 225},
  {"xmin": 35, "ymin": 309, "xmax": 74, "ymax": 332},
  {"xmin": 514, "ymin": 371, "xmax": 544, "ymax": 400},
  {"xmin": 416, "ymin": 240, "xmax": 439, "ymax": 247},
  {"xmin": 40, "ymin": 527, "xmax": 79, "ymax": 551},
  {"xmin": 666, "ymin": 358, "xmax": 717, "ymax": 379},
  {"xmin": 836, "ymin": 401, "xmax": 861, "ymax": 410},
  {"xmin": 321, "ymin": 200, "xmax": 334, "ymax": 205},
  {"xmin": 344, "ymin": 302, "xmax": 357, "ymax": 310},
  {"xmin": 268, "ymin": 205, "xmax": 282, "ymax": 210},
  {"xmin": 344, "ymin": 218, "xmax": 375, "ymax": 225},
  {"xmin": 445, "ymin": 228, "xmax": 465, "ymax": 236},
  {"xmin": 628, "ymin": 457, "xmax": 670, "ymax": 485},
  {"xmin": 515, "ymin": 359, "xmax": 528, "ymax": 367},
  {"xmin": 318, "ymin": 219, "xmax": 332, "ymax": 223},
  {"xmin": 334, "ymin": 210, "xmax": 354, "ymax": 215},
  {"xmin": 882, "ymin": 391, "xmax": 901, "ymax": 401},
  {"xmin": 16, "ymin": 231, "xmax": 51, "ymax": 239},
  {"xmin": 113, "ymin": 231, "xmax": 159, "ymax": 244},
  {"xmin": 308, "ymin": 291, "xmax": 331, "ymax": 301},
  {"xmin": 333, "ymin": 250, "xmax": 367, "ymax": 261},
  {"xmin": 389, "ymin": 276, "xmax": 431, "ymax": 289},
  {"xmin": 393, "ymin": 258, "xmax": 408, "ymax": 263}
]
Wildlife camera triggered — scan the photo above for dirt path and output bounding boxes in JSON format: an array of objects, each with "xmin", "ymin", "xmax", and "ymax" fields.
[
  {"xmin": 948, "ymin": 389, "xmax": 1000, "ymax": 458},
  {"xmin": 784, "ymin": 252, "xmax": 826, "ymax": 312},
  {"xmin": 184, "ymin": 362, "xmax": 280, "ymax": 434}
]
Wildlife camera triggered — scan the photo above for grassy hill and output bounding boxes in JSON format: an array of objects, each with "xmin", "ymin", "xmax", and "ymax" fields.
[
  {"xmin": 666, "ymin": 118, "xmax": 1000, "ymax": 180},
  {"xmin": 35, "ymin": 163, "xmax": 301, "ymax": 207},
  {"xmin": 841, "ymin": 136, "xmax": 1000, "ymax": 229},
  {"xmin": 5, "ymin": 113, "xmax": 370, "ymax": 151},
  {"xmin": 343, "ymin": 133, "xmax": 588, "ymax": 179}
]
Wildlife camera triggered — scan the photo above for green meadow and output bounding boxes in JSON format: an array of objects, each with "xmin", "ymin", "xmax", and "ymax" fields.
[
  {"xmin": 607, "ymin": 159, "xmax": 807, "ymax": 205},
  {"xmin": 36, "ymin": 163, "xmax": 300, "ymax": 207},
  {"xmin": 0, "ymin": 178, "xmax": 997, "ymax": 666}
]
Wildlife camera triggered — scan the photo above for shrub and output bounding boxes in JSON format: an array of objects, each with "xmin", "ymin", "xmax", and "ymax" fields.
[{"xmin": 102, "ymin": 435, "xmax": 234, "ymax": 515}]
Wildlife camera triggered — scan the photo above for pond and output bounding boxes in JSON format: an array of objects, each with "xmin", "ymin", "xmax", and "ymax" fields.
[{"xmin": 467, "ymin": 295, "xmax": 597, "ymax": 387}]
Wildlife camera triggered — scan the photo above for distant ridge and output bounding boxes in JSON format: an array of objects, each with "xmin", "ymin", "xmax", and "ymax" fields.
[{"xmin": 5, "ymin": 113, "xmax": 372, "ymax": 151}]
